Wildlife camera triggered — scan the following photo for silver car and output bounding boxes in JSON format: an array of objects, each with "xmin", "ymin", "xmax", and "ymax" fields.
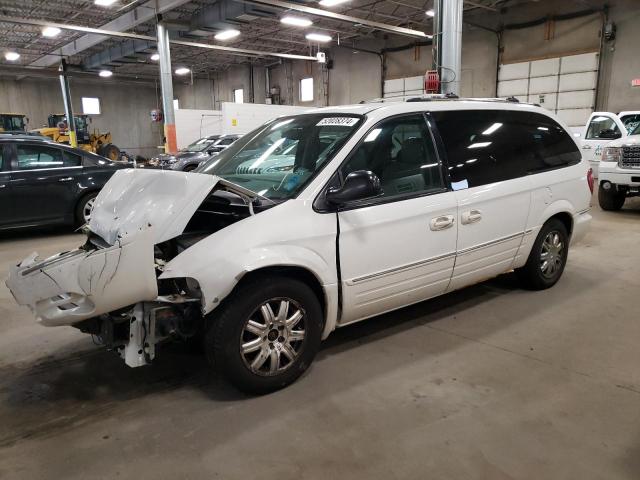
[{"xmin": 148, "ymin": 135, "xmax": 240, "ymax": 171}]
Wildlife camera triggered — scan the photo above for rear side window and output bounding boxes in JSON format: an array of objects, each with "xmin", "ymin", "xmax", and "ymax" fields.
[
  {"xmin": 433, "ymin": 110, "xmax": 581, "ymax": 188},
  {"xmin": 62, "ymin": 150, "xmax": 82, "ymax": 167}
]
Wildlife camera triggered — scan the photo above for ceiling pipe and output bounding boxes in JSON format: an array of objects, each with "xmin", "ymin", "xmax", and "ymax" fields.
[
  {"xmin": 238, "ymin": 0, "xmax": 430, "ymax": 38},
  {"xmin": 0, "ymin": 16, "xmax": 318, "ymax": 62}
]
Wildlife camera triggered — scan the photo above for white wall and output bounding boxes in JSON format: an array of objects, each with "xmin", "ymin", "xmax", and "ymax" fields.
[
  {"xmin": 220, "ymin": 103, "xmax": 311, "ymax": 135},
  {"xmin": 175, "ymin": 108, "xmax": 222, "ymax": 149}
]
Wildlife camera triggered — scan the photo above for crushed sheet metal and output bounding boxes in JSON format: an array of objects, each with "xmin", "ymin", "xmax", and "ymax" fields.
[
  {"xmin": 89, "ymin": 168, "xmax": 219, "ymax": 245},
  {"xmin": 6, "ymin": 228, "xmax": 158, "ymax": 326}
]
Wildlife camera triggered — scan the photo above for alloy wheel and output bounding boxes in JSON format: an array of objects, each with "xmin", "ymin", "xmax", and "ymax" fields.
[
  {"xmin": 83, "ymin": 197, "xmax": 96, "ymax": 223},
  {"xmin": 540, "ymin": 230, "xmax": 564, "ymax": 279},
  {"xmin": 240, "ymin": 298, "xmax": 306, "ymax": 376}
]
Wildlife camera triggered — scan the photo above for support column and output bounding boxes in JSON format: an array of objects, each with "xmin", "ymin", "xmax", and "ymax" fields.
[
  {"xmin": 58, "ymin": 60, "xmax": 77, "ymax": 148},
  {"xmin": 157, "ymin": 20, "xmax": 177, "ymax": 154},
  {"xmin": 440, "ymin": 0, "xmax": 463, "ymax": 95}
]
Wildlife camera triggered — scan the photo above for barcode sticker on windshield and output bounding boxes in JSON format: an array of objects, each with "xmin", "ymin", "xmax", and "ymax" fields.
[{"xmin": 316, "ymin": 117, "xmax": 359, "ymax": 127}]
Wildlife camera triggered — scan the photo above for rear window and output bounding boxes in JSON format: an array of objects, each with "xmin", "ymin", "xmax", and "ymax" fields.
[{"xmin": 433, "ymin": 109, "xmax": 581, "ymax": 188}]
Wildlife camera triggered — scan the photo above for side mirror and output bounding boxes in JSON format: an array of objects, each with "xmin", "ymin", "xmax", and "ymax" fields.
[
  {"xmin": 599, "ymin": 129, "xmax": 621, "ymax": 139},
  {"xmin": 326, "ymin": 170, "xmax": 382, "ymax": 206}
]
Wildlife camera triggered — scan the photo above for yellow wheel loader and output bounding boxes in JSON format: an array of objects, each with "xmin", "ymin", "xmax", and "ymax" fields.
[
  {"xmin": 34, "ymin": 114, "xmax": 121, "ymax": 161},
  {"xmin": 0, "ymin": 113, "xmax": 28, "ymax": 133}
]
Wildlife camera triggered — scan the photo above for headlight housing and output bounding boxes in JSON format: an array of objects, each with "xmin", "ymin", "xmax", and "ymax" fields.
[{"xmin": 602, "ymin": 146, "xmax": 623, "ymax": 163}]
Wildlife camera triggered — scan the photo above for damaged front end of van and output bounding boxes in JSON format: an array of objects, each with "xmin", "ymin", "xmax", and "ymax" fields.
[{"xmin": 6, "ymin": 168, "xmax": 268, "ymax": 367}]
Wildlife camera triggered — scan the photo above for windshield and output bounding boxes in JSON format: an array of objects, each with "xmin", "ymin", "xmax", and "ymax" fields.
[
  {"xmin": 631, "ymin": 122, "xmax": 640, "ymax": 136},
  {"xmin": 198, "ymin": 114, "xmax": 363, "ymax": 200},
  {"xmin": 186, "ymin": 137, "xmax": 217, "ymax": 152}
]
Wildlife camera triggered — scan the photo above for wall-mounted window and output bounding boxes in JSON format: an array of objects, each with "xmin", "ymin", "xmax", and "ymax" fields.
[
  {"xmin": 173, "ymin": 99, "xmax": 180, "ymax": 110},
  {"xmin": 300, "ymin": 77, "xmax": 314, "ymax": 102},
  {"xmin": 233, "ymin": 88, "xmax": 244, "ymax": 104},
  {"xmin": 81, "ymin": 97, "xmax": 101, "ymax": 115}
]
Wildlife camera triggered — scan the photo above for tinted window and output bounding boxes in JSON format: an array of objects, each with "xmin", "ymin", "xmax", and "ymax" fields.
[
  {"xmin": 433, "ymin": 110, "xmax": 581, "ymax": 188},
  {"xmin": 17, "ymin": 145, "xmax": 64, "ymax": 170},
  {"xmin": 585, "ymin": 116, "xmax": 621, "ymax": 139},
  {"xmin": 341, "ymin": 114, "xmax": 444, "ymax": 198},
  {"xmin": 62, "ymin": 150, "xmax": 82, "ymax": 167}
]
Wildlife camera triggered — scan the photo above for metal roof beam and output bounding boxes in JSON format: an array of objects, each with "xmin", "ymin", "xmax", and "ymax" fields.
[
  {"xmin": 28, "ymin": 0, "xmax": 192, "ymax": 68},
  {"xmin": 0, "ymin": 16, "xmax": 318, "ymax": 62},
  {"xmin": 239, "ymin": 0, "xmax": 430, "ymax": 38}
]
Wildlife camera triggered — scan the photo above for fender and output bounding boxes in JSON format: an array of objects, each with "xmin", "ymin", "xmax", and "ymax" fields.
[
  {"xmin": 514, "ymin": 199, "xmax": 576, "ymax": 269},
  {"xmin": 161, "ymin": 244, "xmax": 340, "ymax": 338}
]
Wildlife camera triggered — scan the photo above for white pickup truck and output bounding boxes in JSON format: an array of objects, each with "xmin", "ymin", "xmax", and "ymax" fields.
[{"xmin": 581, "ymin": 111, "xmax": 640, "ymax": 176}]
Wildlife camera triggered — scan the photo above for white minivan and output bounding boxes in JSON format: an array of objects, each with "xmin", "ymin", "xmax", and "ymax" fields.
[{"xmin": 7, "ymin": 99, "xmax": 592, "ymax": 393}]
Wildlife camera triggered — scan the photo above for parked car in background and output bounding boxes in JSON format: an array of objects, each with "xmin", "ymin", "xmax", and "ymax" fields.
[
  {"xmin": 581, "ymin": 111, "xmax": 640, "ymax": 175},
  {"xmin": 0, "ymin": 135, "xmax": 128, "ymax": 230},
  {"xmin": 148, "ymin": 134, "xmax": 240, "ymax": 171},
  {"xmin": 7, "ymin": 99, "xmax": 591, "ymax": 394},
  {"xmin": 597, "ymin": 121, "xmax": 640, "ymax": 210}
]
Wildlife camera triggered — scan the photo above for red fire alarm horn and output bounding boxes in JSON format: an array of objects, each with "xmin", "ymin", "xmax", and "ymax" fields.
[{"xmin": 425, "ymin": 70, "xmax": 440, "ymax": 94}]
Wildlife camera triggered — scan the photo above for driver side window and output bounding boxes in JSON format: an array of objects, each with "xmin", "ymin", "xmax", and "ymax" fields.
[
  {"xmin": 586, "ymin": 116, "xmax": 621, "ymax": 140},
  {"xmin": 341, "ymin": 114, "xmax": 444, "ymax": 198}
]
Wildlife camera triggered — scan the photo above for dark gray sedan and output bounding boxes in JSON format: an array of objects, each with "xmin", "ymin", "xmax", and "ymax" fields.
[
  {"xmin": 148, "ymin": 134, "xmax": 240, "ymax": 171},
  {"xmin": 0, "ymin": 135, "xmax": 129, "ymax": 231}
]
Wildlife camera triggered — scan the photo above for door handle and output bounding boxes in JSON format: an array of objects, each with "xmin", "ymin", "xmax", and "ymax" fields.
[
  {"xmin": 58, "ymin": 177, "xmax": 74, "ymax": 182},
  {"xmin": 461, "ymin": 209, "xmax": 482, "ymax": 225},
  {"xmin": 582, "ymin": 145, "xmax": 592, "ymax": 150},
  {"xmin": 430, "ymin": 215, "xmax": 455, "ymax": 231}
]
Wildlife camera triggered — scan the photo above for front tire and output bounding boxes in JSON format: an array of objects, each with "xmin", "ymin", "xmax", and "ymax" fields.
[
  {"xmin": 74, "ymin": 192, "xmax": 98, "ymax": 227},
  {"xmin": 205, "ymin": 275, "xmax": 323, "ymax": 394},
  {"xmin": 516, "ymin": 218, "xmax": 569, "ymax": 290},
  {"xmin": 598, "ymin": 184, "xmax": 625, "ymax": 211}
]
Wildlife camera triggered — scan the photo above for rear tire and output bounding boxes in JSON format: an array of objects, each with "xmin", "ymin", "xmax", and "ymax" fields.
[
  {"xmin": 74, "ymin": 192, "xmax": 98, "ymax": 227},
  {"xmin": 98, "ymin": 143, "xmax": 121, "ymax": 161},
  {"xmin": 205, "ymin": 275, "xmax": 323, "ymax": 394},
  {"xmin": 516, "ymin": 218, "xmax": 569, "ymax": 290},
  {"xmin": 598, "ymin": 184, "xmax": 625, "ymax": 211}
]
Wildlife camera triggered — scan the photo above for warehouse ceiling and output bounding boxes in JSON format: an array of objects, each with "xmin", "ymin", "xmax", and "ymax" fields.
[{"xmin": 0, "ymin": 0, "xmax": 607, "ymax": 79}]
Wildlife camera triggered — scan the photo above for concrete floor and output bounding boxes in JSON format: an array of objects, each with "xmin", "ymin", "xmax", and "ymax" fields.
[{"xmin": 1, "ymin": 197, "xmax": 639, "ymax": 480}]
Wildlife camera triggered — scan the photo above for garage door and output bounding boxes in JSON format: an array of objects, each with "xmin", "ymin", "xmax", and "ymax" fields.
[
  {"xmin": 497, "ymin": 52, "xmax": 599, "ymax": 130},
  {"xmin": 383, "ymin": 76, "xmax": 424, "ymax": 102}
]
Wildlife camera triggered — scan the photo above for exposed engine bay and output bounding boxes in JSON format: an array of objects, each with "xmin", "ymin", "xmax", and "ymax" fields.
[{"xmin": 6, "ymin": 170, "xmax": 274, "ymax": 368}]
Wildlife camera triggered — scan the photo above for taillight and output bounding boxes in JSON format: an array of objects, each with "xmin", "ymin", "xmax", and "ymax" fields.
[{"xmin": 587, "ymin": 168, "xmax": 594, "ymax": 194}]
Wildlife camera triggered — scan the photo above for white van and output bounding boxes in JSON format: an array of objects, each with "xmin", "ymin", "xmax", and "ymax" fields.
[{"xmin": 7, "ymin": 99, "xmax": 592, "ymax": 393}]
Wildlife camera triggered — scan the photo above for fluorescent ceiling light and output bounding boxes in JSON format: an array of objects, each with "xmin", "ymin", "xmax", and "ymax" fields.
[
  {"xmin": 319, "ymin": 0, "xmax": 349, "ymax": 6},
  {"xmin": 281, "ymin": 16, "xmax": 313, "ymax": 27},
  {"xmin": 306, "ymin": 33, "xmax": 332, "ymax": 42},
  {"xmin": 42, "ymin": 26, "xmax": 61, "ymax": 38},
  {"xmin": 426, "ymin": 9, "xmax": 435, "ymax": 16},
  {"xmin": 99, "ymin": 70, "xmax": 113, "ymax": 77},
  {"xmin": 214, "ymin": 29, "xmax": 240, "ymax": 41},
  {"xmin": 4, "ymin": 52, "xmax": 20, "ymax": 61},
  {"xmin": 175, "ymin": 67, "xmax": 190, "ymax": 75},
  {"xmin": 468, "ymin": 142, "xmax": 492, "ymax": 149},
  {"xmin": 482, "ymin": 122, "xmax": 502, "ymax": 135},
  {"xmin": 95, "ymin": 0, "xmax": 117, "ymax": 6},
  {"xmin": 150, "ymin": 53, "xmax": 160, "ymax": 61}
]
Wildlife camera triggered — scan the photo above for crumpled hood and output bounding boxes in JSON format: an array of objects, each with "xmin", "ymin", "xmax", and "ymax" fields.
[{"xmin": 89, "ymin": 169, "xmax": 219, "ymax": 245}]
